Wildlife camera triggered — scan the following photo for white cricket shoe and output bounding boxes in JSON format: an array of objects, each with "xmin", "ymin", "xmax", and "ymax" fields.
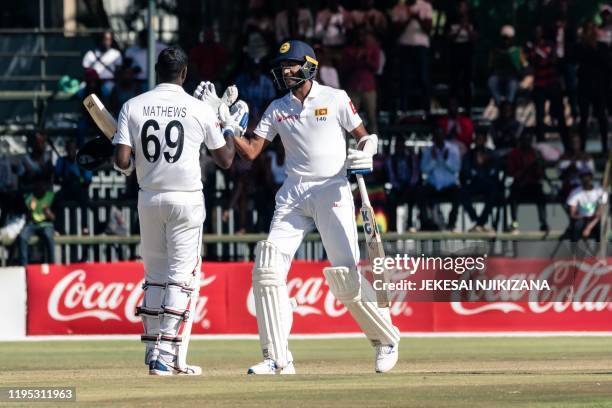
[
  {"xmin": 247, "ymin": 358, "xmax": 295, "ymax": 375},
  {"xmin": 149, "ymin": 358, "xmax": 202, "ymax": 376},
  {"xmin": 375, "ymin": 344, "xmax": 399, "ymax": 373}
]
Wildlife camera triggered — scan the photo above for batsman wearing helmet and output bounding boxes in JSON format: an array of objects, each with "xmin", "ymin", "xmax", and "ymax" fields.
[{"xmin": 231, "ymin": 40, "xmax": 400, "ymax": 374}]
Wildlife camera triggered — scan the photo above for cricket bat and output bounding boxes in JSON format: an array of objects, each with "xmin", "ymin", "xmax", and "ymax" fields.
[
  {"xmin": 356, "ymin": 174, "xmax": 390, "ymax": 308},
  {"xmin": 83, "ymin": 93, "xmax": 117, "ymax": 140}
]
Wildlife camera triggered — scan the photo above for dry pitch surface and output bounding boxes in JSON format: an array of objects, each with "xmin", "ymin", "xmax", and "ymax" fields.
[{"xmin": 1, "ymin": 337, "xmax": 611, "ymax": 407}]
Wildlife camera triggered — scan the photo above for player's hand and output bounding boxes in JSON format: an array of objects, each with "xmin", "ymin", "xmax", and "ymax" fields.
[
  {"xmin": 219, "ymin": 100, "xmax": 249, "ymax": 137},
  {"xmin": 113, "ymin": 155, "xmax": 135, "ymax": 177},
  {"xmin": 346, "ymin": 148, "xmax": 373, "ymax": 174},
  {"xmin": 193, "ymin": 81, "xmax": 238, "ymax": 110}
]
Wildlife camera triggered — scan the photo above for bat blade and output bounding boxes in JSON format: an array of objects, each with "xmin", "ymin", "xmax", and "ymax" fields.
[
  {"xmin": 357, "ymin": 174, "xmax": 390, "ymax": 308},
  {"xmin": 83, "ymin": 94, "xmax": 117, "ymax": 140}
]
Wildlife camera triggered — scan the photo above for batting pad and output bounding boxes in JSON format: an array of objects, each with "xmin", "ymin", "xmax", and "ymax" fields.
[
  {"xmin": 324, "ymin": 266, "xmax": 400, "ymax": 346},
  {"xmin": 252, "ymin": 240, "xmax": 289, "ymax": 369},
  {"xmin": 135, "ymin": 281, "xmax": 165, "ymax": 364}
]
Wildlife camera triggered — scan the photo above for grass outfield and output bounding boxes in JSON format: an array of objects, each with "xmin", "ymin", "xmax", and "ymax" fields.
[{"xmin": 1, "ymin": 337, "xmax": 611, "ymax": 407}]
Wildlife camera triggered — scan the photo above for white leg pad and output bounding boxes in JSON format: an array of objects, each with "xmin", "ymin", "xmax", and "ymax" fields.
[
  {"xmin": 135, "ymin": 281, "xmax": 165, "ymax": 364},
  {"xmin": 252, "ymin": 240, "xmax": 289, "ymax": 369},
  {"xmin": 323, "ymin": 266, "xmax": 400, "ymax": 346},
  {"xmin": 155, "ymin": 270, "xmax": 198, "ymax": 372}
]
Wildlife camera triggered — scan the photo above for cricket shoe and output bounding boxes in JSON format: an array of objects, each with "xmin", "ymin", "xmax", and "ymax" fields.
[
  {"xmin": 247, "ymin": 352, "xmax": 295, "ymax": 375},
  {"xmin": 375, "ymin": 344, "xmax": 399, "ymax": 373},
  {"xmin": 149, "ymin": 358, "xmax": 202, "ymax": 376}
]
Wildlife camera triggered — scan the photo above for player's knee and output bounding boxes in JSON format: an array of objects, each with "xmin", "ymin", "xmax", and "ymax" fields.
[
  {"xmin": 253, "ymin": 240, "xmax": 285, "ymax": 287},
  {"xmin": 323, "ymin": 266, "xmax": 361, "ymax": 302}
]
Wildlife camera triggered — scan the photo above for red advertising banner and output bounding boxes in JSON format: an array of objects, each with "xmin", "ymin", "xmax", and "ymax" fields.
[{"xmin": 25, "ymin": 259, "xmax": 612, "ymax": 336}]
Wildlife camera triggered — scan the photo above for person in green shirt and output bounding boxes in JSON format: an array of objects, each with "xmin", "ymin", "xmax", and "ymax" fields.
[{"xmin": 17, "ymin": 175, "xmax": 56, "ymax": 265}]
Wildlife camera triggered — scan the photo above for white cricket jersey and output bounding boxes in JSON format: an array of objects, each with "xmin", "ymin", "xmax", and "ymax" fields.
[
  {"xmin": 254, "ymin": 80, "xmax": 362, "ymax": 179},
  {"xmin": 113, "ymin": 83, "xmax": 225, "ymax": 192}
]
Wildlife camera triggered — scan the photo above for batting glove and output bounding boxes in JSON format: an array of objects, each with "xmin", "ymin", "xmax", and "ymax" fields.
[
  {"xmin": 346, "ymin": 134, "xmax": 378, "ymax": 174},
  {"xmin": 219, "ymin": 100, "xmax": 250, "ymax": 137},
  {"xmin": 113, "ymin": 155, "xmax": 135, "ymax": 177},
  {"xmin": 193, "ymin": 81, "xmax": 238, "ymax": 111}
]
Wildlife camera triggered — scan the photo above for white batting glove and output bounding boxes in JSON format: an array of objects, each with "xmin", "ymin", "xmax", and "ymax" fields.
[
  {"xmin": 219, "ymin": 100, "xmax": 250, "ymax": 137},
  {"xmin": 113, "ymin": 155, "xmax": 134, "ymax": 177},
  {"xmin": 347, "ymin": 134, "xmax": 378, "ymax": 174},
  {"xmin": 193, "ymin": 81, "xmax": 238, "ymax": 111}
]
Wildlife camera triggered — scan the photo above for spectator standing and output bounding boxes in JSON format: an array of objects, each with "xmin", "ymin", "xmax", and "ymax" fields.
[
  {"xmin": 525, "ymin": 25, "xmax": 568, "ymax": 148},
  {"xmin": 575, "ymin": 21, "xmax": 610, "ymax": 153},
  {"xmin": 188, "ymin": 29, "xmax": 229, "ymax": 87},
  {"xmin": 420, "ymin": 128, "xmax": 461, "ymax": 231},
  {"xmin": 460, "ymin": 132, "xmax": 502, "ymax": 232},
  {"xmin": 489, "ymin": 100, "xmax": 522, "ymax": 157},
  {"xmin": 108, "ymin": 63, "xmax": 144, "ymax": 116},
  {"xmin": 17, "ymin": 175, "xmax": 56, "ymax": 265},
  {"xmin": 391, "ymin": 0, "xmax": 433, "ymax": 114},
  {"xmin": 234, "ymin": 59, "xmax": 276, "ymax": 125},
  {"xmin": 506, "ymin": 132, "xmax": 549, "ymax": 233},
  {"xmin": 488, "ymin": 25, "xmax": 526, "ymax": 106},
  {"xmin": 125, "ymin": 30, "xmax": 166, "ymax": 84},
  {"xmin": 275, "ymin": 0, "xmax": 314, "ymax": 43},
  {"xmin": 546, "ymin": 0, "xmax": 579, "ymax": 122},
  {"xmin": 342, "ymin": 28, "xmax": 381, "ymax": 134},
  {"xmin": 445, "ymin": 0, "xmax": 477, "ymax": 114},
  {"xmin": 315, "ymin": 0, "xmax": 353, "ymax": 63},
  {"xmin": 566, "ymin": 168, "xmax": 608, "ymax": 241},
  {"xmin": 437, "ymin": 96, "xmax": 473, "ymax": 153},
  {"xmin": 18, "ymin": 130, "xmax": 53, "ymax": 192},
  {"xmin": 314, "ymin": 44, "xmax": 340, "ymax": 88},
  {"xmin": 351, "ymin": 0, "xmax": 388, "ymax": 40},
  {"xmin": 597, "ymin": 4, "xmax": 612, "ymax": 46},
  {"xmin": 82, "ymin": 31, "xmax": 122, "ymax": 83}
]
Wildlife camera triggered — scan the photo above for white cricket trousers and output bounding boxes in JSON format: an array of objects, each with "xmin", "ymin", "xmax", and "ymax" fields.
[
  {"xmin": 138, "ymin": 190, "xmax": 204, "ymax": 284},
  {"xmin": 268, "ymin": 174, "xmax": 360, "ymax": 279}
]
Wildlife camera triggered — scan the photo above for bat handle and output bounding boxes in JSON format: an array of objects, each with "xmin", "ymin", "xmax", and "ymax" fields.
[{"xmin": 356, "ymin": 174, "xmax": 371, "ymax": 207}]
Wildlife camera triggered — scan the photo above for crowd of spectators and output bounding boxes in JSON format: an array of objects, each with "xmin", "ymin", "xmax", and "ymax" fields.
[{"xmin": 0, "ymin": 0, "xmax": 610, "ymax": 264}]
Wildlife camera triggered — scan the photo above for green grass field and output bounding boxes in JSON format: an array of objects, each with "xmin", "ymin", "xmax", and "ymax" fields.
[{"xmin": 1, "ymin": 337, "xmax": 611, "ymax": 407}]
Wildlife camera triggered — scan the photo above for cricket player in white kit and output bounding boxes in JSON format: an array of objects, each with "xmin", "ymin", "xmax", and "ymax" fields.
[
  {"xmin": 231, "ymin": 40, "xmax": 400, "ymax": 374},
  {"xmin": 113, "ymin": 47, "xmax": 243, "ymax": 375}
]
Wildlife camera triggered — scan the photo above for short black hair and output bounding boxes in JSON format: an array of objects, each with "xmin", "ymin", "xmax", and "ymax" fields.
[{"xmin": 155, "ymin": 47, "xmax": 188, "ymax": 82}]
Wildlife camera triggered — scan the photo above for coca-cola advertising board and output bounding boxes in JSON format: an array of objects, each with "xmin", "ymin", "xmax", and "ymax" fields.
[{"xmin": 26, "ymin": 259, "xmax": 612, "ymax": 336}]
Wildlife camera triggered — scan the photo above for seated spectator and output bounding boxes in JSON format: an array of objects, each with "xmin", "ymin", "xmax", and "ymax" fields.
[
  {"xmin": 351, "ymin": 0, "xmax": 388, "ymax": 40},
  {"xmin": 275, "ymin": 0, "xmax": 314, "ymax": 43},
  {"xmin": 0, "ymin": 143, "xmax": 21, "ymax": 228},
  {"xmin": 342, "ymin": 27, "xmax": 381, "ymax": 134},
  {"xmin": 54, "ymin": 140, "xmax": 92, "ymax": 235},
  {"xmin": 385, "ymin": 138, "xmax": 422, "ymax": 232},
  {"xmin": 460, "ymin": 131, "xmax": 502, "ymax": 232},
  {"xmin": 566, "ymin": 168, "xmax": 608, "ymax": 242},
  {"xmin": 82, "ymin": 31, "xmax": 122, "ymax": 83},
  {"xmin": 597, "ymin": 4, "xmax": 612, "ymax": 46},
  {"xmin": 18, "ymin": 130, "xmax": 53, "ymax": 193},
  {"xmin": 109, "ymin": 63, "xmax": 144, "ymax": 116},
  {"xmin": 234, "ymin": 59, "xmax": 276, "ymax": 125},
  {"xmin": 525, "ymin": 24, "xmax": 568, "ymax": 147},
  {"xmin": 506, "ymin": 132, "xmax": 549, "ymax": 233},
  {"xmin": 576, "ymin": 21, "xmax": 610, "ymax": 153},
  {"xmin": 436, "ymin": 96, "xmax": 473, "ymax": 154},
  {"xmin": 124, "ymin": 30, "xmax": 166, "ymax": 84},
  {"xmin": 557, "ymin": 133, "xmax": 595, "ymax": 207},
  {"xmin": 17, "ymin": 175, "xmax": 56, "ymax": 265},
  {"xmin": 420, "ymin": 128, "xmax": 461, "ymax": 231},
  {"xmin": 488, "ymin": 25, "xmax": 526, "ymax": 105},
  {"xmin": 189, "ymin": 28, "xmax": 229, "ymax": 86},
  {"xmin": 489, "ymin": 100, "xmax": 522, "ymax": 157}
]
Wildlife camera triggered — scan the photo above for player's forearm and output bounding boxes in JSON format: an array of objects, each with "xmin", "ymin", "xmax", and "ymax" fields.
[{"xmin": 234, "ymin": 136, "xmax": 261, "ymax": 161}]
